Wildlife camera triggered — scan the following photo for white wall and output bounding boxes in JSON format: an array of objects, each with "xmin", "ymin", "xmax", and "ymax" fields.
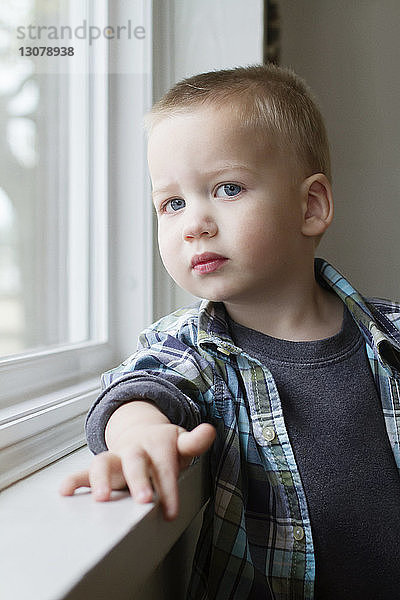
[
  {"xmin": 279, "ymin": 0, "xmax": 400, "ymax": 300},
  {"xmin": 172, "ymin": 0, "xmax": 263, "ymax": 80}
]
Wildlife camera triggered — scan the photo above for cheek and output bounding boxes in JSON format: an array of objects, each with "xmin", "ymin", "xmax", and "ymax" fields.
[
  {"xmin": 158, "ymin": 228, "xmax": 171, "ymax": 265},
  {"xmin": 158, "ymin": 227, "xmax": 183, "ymax": 276},
  {"xmin": 232, "ymin": 214, "xmax": 278, "ymax": 252},
  {"xmin": 240, "ymin": 204, "xmax": 300, "ymax": 248}
]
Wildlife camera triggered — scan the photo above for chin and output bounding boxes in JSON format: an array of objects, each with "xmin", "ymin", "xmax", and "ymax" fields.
[
  {"xmin": 181, "ymin": 276, "xmax": 242, "ymax": 304},
  {"xmin": 193, "ymin": 287, "xmax": 235, "ymax": 304}
]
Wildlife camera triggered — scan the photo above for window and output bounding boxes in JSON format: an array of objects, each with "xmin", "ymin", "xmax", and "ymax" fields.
[
  {"xmin": 0, "ymin": 0, "xmax": 110, "ymax": 400},
  {"xmin": 0, "ymin": 0, "xmax": 152, "ymax": 488}
]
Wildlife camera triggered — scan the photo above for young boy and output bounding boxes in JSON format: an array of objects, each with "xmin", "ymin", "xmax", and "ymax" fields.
[{"xmin": 61, "ymin": 64, "xmax": 400, "ymax": 599}]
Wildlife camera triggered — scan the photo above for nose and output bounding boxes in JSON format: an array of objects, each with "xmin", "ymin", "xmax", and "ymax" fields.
[{"xmin": 182, "ymin": 205, "xmax": 218, "ymax": 241}]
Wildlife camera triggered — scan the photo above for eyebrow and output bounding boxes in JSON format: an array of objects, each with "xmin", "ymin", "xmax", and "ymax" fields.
[
  {"xmin": 207, "ymin": 164, "xmax": 258, "ymax": 177},
  {"xmin": 151, "ymin": 164, "xmax": 257, "ymax": 198}
]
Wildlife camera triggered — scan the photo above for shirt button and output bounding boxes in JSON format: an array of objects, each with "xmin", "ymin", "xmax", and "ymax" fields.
[
  {"xmin": 262, "ymin": 426, "xmax": 276, "ymax": 442},
  {"xmin": 293, "ymin": 525, "xmax": 305, "ymax": 541}
]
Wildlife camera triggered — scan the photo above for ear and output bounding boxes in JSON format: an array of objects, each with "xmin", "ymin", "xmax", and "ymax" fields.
[{"xmin": 300, "ymin": 173, "xmax": 334, "ymax": 239}]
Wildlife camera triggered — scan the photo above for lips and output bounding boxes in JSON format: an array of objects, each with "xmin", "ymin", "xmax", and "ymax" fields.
[{"xmin": 191, "ymin": 252, "xmax": 228, "ymax": 274}]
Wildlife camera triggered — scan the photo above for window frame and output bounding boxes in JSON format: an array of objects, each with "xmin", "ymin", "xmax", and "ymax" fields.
[{"xmin": 0, "ymin": 0, "xmax": 153, "ymax": 490}]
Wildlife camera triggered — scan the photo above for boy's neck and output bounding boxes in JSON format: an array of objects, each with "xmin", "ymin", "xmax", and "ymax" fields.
[{"xmin": 223, "ymin": 266, "xmax": 344, "ymax": 342}]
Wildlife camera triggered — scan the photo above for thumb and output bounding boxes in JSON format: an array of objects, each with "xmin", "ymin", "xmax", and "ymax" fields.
[{"xmin": 177, "ymin": 423, "xmax": 216, "ymax": 459}]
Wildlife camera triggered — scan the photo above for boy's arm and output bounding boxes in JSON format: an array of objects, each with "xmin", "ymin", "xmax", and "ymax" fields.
[
  {"xmin": 85, "ymin": 372, "xmax": 203, "ymax": 455},
  {"xmin": 59, "ymin": 400, "xmax": 215, "ymax": 520}
]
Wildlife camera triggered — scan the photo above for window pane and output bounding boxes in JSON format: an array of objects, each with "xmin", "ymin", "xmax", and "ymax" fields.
[{"xmin": 0, "ymin": 0, "xmax": 106, "ymax": 358}]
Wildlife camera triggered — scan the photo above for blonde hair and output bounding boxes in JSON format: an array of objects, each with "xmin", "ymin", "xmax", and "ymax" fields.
[{"xmin": 146, "ymin": 63, "xmax": 331, "ymax": 182}]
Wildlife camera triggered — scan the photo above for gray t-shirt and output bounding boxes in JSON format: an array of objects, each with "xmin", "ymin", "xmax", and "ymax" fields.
[{"xmin": 228, "ymin": 305, "xmax": 400, "ymax": 599}]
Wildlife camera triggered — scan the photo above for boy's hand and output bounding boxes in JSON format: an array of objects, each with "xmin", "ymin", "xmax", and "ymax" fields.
[{"xmin": 59, "ymin": 421, "xmax": 216, "ymax": 521}]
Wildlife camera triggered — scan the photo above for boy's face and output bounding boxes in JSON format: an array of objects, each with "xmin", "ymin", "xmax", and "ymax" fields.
[{"xmin": 148, "ymin": 106, "xmax": 308, "ymax": 306}]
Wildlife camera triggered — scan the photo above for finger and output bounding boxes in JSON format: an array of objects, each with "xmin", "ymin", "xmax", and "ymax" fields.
[
  {"xmin": 59, "ymin": 470, "xmax": 90, "ymax": 496},
  {"xmin": 89, "ymin": 452, "xmax": 123, "ymax": 501},
  {"xmin": 150, "ymin": 456, "xmax": 180, "ymax": 521},
  {"xmin": 120, "ymin": 450, "xmax": 154, "ymax": 505},
  {"xmin": 177, "ymin": 423, "xmax": 216, "ymax": 459}
]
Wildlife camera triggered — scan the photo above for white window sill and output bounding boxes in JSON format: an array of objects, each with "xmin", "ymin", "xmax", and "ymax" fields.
[
  {"xmin": 0, "ymin": 447, "xmax": 209, "ymax": 600},
  {"xmin": 0, "ymin": 378, "xmax": 100, "ymax": 490}
]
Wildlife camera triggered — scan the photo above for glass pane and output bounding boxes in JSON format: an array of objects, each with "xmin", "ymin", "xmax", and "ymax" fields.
[{"xmin": 0, "ymin": 0, "xmax": 94, "ymax": 357}]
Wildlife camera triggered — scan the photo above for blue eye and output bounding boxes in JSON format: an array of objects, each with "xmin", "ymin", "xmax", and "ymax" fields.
[
  {"xmin": 215, "ymin": 183, "xmax": 242, "ymax": 198},
  {"xmin": 164, "ymin": 198, "xmax": 186, "ymax": 213}
]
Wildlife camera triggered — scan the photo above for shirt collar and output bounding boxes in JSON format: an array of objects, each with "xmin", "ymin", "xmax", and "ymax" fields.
[
  {"xmin": 315, "ymin": 258, "xmax": 400, "ymax": 374},
  {"xmin": 196, "ymin": 258, "xmax": 400, "ymax": 373},
  {"xmin": 197, "ymin": 300, "xmax": 242, "ymax": 358}
]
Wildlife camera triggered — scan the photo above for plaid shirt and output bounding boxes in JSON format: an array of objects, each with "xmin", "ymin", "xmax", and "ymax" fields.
[{"xmin": 93, "ymin": 259, "xmax": 400, "ymax": 599}]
